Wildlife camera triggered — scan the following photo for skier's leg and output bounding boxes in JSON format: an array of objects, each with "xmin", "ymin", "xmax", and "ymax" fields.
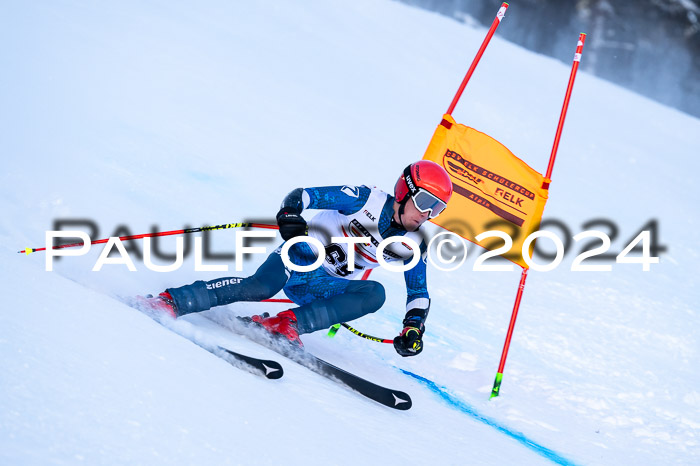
[
  {"xmin": 167, "ymin": 248, "xmax": 289, "ymax": 316},
  {"xmin": 246, "ymin": 242, "xmax": 386, "ymax": 342},
  {"xmin": 284, "ymin": 279, "xmax": 386, "ymax": 334}
]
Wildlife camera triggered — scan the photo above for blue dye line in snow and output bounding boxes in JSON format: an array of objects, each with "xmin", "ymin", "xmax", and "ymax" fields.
[{"xmin": 400, "ymin": 369, "xmax": 579, "ymax": 466}]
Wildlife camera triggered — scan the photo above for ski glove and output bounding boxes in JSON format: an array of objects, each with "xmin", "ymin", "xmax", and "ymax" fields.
[
  {"xmin": 276, "ymin": 207, "xmax": 307, "ymax": 241},
  {"xmin": 393, "ymin": 323, "xmax": 424, "ymax": 357}
]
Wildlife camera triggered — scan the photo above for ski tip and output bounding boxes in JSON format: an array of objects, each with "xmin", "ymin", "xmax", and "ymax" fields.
[
  {"xmin": 263, "ymin": 362, "xmax": 284, "ymax": 379},
  {"xmin": 391, "ymin": 391, "xmax": 413, "ymax": 410},
  {"xmin": 218, "ymin": 346, "xmax": 285, "ymax": 380}
]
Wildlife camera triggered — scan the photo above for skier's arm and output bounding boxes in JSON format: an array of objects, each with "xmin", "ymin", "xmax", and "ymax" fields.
[
  {"xmin": 277, "ymin": 186, "xmax": 371, "ymax": 240},
  {"xmin": 280, "ymin": 187, "xmax": 305, "ymax": 213},
  {"xmin": 277, "ymin": 188, "xmax": 308, "ymax": 241},
  {"xmin": 394, "ymin": 242, "xmax": 430, "ymax": 357},
  {"xmin": 280, "ymin": 186, "xmax": 372, "ymax": 213},
  {"xmin": 302, "ymin": 186, "xmax": 371, "ymax": 214}
]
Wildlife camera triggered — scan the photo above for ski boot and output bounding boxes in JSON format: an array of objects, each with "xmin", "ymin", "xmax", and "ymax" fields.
[
  {"xmin": 246, "ymin": 310, "xmax": 303, "ymax": 347},
  {"xmin": 136, "ymin": 291, "xmax": 177, "ymax": 319}
]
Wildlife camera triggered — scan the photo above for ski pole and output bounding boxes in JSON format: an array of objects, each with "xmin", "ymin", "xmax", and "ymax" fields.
[
  {"xmin": 18, "ymin": 222, "xmax": 278, "ymax": 255},
  {"xmin": 339, "ymin": 323, "xmax": 393, "ymax": 344},
  {"xmin": 327, "ymin": 323, "xmax": 342, "ymax": 337},
  {"xmin": 326, "ymin": 322, "xmax": 393, "ymax": 344}
]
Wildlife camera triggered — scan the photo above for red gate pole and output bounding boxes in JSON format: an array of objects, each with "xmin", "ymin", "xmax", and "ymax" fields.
[
  {"xmin": 446, "ymin": 2, "xmax": 509, "ymax": 116},
  {"xmin": 490, "ymin": 267, "xmax": 528, "ymax": 398},
  {"xmin": 490, "ymin": 33, "xmax": 586, "ymax": 399},
  {"xmin": 545, "ymin": 33, "xmax": 587, "ymax": 182}
]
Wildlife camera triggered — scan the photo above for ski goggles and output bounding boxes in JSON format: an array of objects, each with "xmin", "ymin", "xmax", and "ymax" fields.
[{"xmin": 410, "ymin": 189, "xmax": 448, "ymax": 218}]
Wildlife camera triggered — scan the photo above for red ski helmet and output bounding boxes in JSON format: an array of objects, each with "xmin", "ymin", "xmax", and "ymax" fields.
[{"xmin": 394, "ymin": 160, "xmax": 453, "ymax": 218}]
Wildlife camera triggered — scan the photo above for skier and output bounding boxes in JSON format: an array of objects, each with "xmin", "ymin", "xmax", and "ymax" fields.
[{"xmin": 144, "ymin": 160, "xmax": 453, "ymax": 357}]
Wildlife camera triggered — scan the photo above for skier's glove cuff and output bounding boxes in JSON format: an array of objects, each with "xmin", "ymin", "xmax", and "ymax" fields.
[{"xmin": 276, "ymin": 208, "xmax": 307, "ymax": 241}]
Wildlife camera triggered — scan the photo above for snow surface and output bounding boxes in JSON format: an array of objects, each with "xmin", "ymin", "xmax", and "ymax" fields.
[{"xmin": 1, "ymin": 0, "xmax": 699, "ymax": 465}]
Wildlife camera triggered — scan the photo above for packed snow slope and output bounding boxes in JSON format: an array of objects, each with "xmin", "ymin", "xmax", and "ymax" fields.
[{"xmin": 1, "ymin": 1, "xmax": 699, "ymax": 465}]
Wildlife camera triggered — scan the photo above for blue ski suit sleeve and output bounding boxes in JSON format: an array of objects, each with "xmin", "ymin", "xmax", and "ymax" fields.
[
  {"xmin": 403, "ymin": 240, "xmax": 430, "ymax": 321},
  {"xmin": 302, "ymin": 186, "xmax": 371, "ymax": 215}
]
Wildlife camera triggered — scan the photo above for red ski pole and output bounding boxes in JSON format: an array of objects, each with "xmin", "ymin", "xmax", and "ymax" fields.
[{"xmin": 18, "ymin": 222, "xmax": 278, "ymax": 255}]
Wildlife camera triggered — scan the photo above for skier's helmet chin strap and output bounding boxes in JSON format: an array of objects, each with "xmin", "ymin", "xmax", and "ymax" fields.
[{"xmin": 397, "ymin": 199, "xmax": 407, "ymax": 229}]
